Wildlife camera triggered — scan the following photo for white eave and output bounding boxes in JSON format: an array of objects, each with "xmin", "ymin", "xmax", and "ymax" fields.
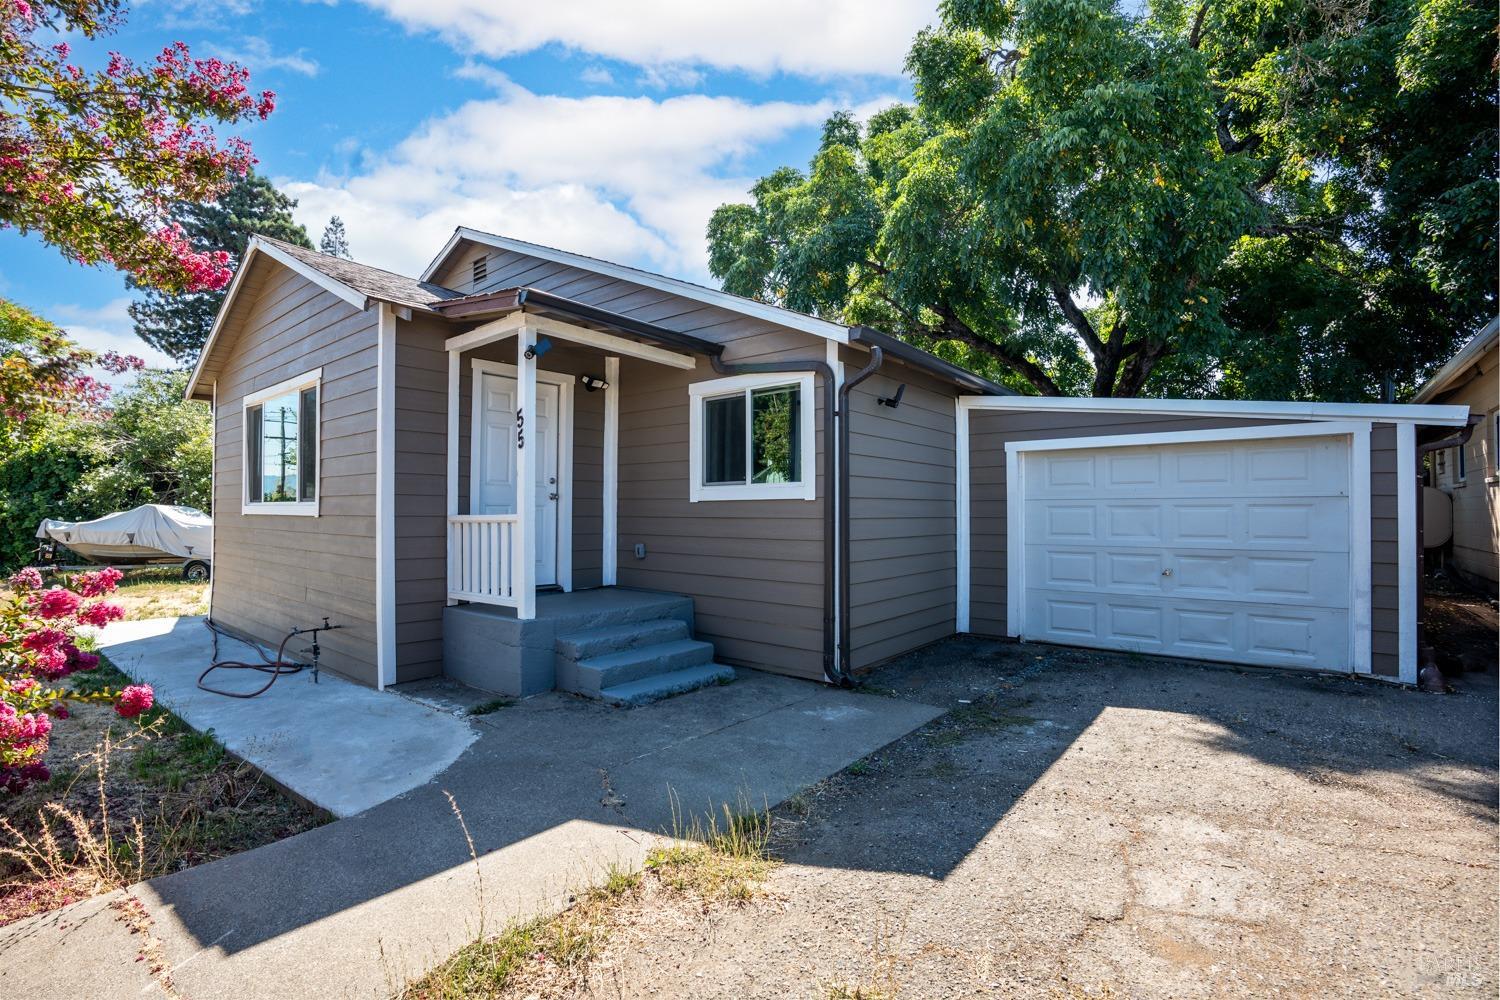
[
  {"xmin": 184, "ymin": 238, "xmax": 373, "ymax": 401},
  {"xmin": 422, "ymin": 227, "xmax": 852, "ymax": 345},
  {"xmin": 1411, "ymin": 317, "xmax": 1498, "ymax": 404},
  {"xmin": 958, "ymin": 394, "xmax": 1471, "ymax": 426}
]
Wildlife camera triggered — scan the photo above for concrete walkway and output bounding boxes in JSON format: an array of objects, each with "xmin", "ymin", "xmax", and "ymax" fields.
[
  {"xmin": 0, "ymin": 624, "xmax": 941, "ymax": 1000},
  {"xmin": 92, "ymin": 617, "xmax": 477, "ymax": 817}
]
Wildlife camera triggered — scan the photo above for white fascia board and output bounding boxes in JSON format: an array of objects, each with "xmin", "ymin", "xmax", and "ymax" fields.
[
  {"xmin": 185, "ymin": 239, "xmax": 371, "ymax": 401},
  {"xmin": 960, "ymin": 394, "xmax": 1470, "ymax": 426},
  {"xmin": 1411, "ymin": 317, "xmax": 1498, "ymax": 403},
  {"xmin": 1004, "ymin": 419, "xmax": 1373, "ymax": 454},
  {"xmin": 425, "ymin": 227, "xmax": 850, "ymax": 345}
]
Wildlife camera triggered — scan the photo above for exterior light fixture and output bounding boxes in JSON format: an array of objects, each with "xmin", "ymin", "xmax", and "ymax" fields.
[{"xmin": 578, "ymin": 374, "xmax": 609, "ymax": 392}]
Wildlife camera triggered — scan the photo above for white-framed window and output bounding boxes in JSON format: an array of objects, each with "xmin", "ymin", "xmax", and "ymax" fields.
[
  {"xmin": 688, "ymin": 372, "xmax": 816, "ymax": 502},
  {"xmin": 242, "ymin": 369, "xmax": 321, "ymax": 516}
]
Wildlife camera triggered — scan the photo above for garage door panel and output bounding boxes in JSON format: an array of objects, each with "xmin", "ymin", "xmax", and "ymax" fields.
[
  {"xmin": 1017, "ymin": 434, "xmax": 1353, "ymax": 672},
  {"xmin": 1026, "ymin": 438, "xmax": 1350, "ymax": 500},
  {"xmin": 1026, "ymin": 498, "xmax": 1349, "ymax": 551},
  {"xmin": 1024, "ymin": 589, "xmax": 1350, "ymax": 669}
]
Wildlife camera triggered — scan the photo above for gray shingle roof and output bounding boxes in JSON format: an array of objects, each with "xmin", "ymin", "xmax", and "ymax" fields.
[{"xmin": 257, "ymin": 237, "xmax": 463, "ymax": 311}]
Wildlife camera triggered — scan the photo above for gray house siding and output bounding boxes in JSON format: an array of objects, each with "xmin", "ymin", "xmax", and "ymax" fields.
[
  {"xmin": 967, "ymin": 410, "xmax": 1403, "ymax": 678},
  {"xmin": 210, "ymin": 265, "xmax": 380, "ymax": 683},
  {"xmin": 846, "ymin": 364, "xmax": 959, "ymax": 671},
  {"xmin": 435, "ymin": 245, "xmax": 836, "ymax": 680}
]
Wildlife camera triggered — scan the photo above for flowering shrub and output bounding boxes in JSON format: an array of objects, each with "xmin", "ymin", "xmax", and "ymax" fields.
[
  {"xmin": 0, "ymin": 2, "xmax": 275, "ymax": 292},
  {"xmin": 1, "ymin": 567, "xmax": 152, "ymax": 793}
]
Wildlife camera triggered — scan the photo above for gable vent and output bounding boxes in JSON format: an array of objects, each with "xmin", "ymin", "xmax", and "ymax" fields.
[{"xmin": 471, "ymin": 255, "xmax": 488, "ymax": 287}]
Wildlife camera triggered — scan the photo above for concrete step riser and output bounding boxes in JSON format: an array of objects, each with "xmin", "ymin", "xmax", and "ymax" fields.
[
  {"xmin": 555, "ymin": 619, "xmax": 691, "ymax": 662},
  {"xmin": 600, "ymin": 663, "xmax": 736, "ymax": 707},
  {"xmin": 576, "ymin": 640, "xmax": 716, "ymax": 695}
]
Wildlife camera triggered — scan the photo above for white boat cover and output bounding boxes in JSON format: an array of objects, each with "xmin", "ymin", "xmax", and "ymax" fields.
[{"xmin": 37, "ymin": 504, "xmax": 212, "ymax": 559}]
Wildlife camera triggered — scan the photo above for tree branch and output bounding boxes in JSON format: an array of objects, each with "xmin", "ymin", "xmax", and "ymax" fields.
[
  {"xmin": 1215, "ymin": 101, "xmax": 1261, "ymax": 156},
  {"xmin": 930, "ymin": 306, "xmax": 1063, "ymax": 396},
  {"xmin": 1048, "ymin": 279, "xmax": 1106, "ymax": 358},
  {"xmin": 1188, "ymin": 2, "xmax": 1210, "ymax": 49}
]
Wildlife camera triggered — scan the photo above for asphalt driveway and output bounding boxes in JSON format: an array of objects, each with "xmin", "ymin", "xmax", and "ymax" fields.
[{"xmin": 562, "ymin": 603, "xmax": 1500, "ymax": 998}]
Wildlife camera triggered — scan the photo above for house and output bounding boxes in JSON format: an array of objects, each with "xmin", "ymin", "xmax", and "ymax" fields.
[
  {"xmin": 184, "ymin": 231, "xmax": 1472, "ymax": 698},
  {"xmin": 1414, "ymin": 318, "xmax": 1498, "ymax": 587}
]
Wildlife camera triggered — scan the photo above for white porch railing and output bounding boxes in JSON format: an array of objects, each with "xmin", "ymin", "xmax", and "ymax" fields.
[{"xmin": 447, "ymin": 514, "xmax": 520, "ymax": 607}]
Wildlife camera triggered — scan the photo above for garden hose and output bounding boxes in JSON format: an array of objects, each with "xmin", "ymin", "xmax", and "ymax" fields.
[{"xmin": 198, "ymin": 618, "xmax": 340, "ymax": 698}]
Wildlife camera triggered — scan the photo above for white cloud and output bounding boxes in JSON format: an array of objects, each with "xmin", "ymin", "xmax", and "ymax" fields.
[
  {"xmin": 279, "ymin": 83, "xmax": 888, "ymax": 281},
  {"xmin": 355, "ymin": 0, "xmax": 936, "ymax": 78},
  {"xmin": 209, "ymin": 36, "xmax": 321, "ymax": 77},
  {"xmin": 48, "ymin": 298, "xmax": 178, "ymax": 388},
  {"xmin": 579, "ymin": 65, "xmax": 615, "ymax": 87}
]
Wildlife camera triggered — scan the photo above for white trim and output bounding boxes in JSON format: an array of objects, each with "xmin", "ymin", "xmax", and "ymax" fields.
[
  {"xmin": 468, "ymin": 357, "xmax": 572, "ymax": 596},
  {"xmin": 528, "ymin": 315, "xmax": 696, "ymax": 370},
  {"xmin": 826, "ymin": 340, "xmax": 845, "ymax": 677},
  {"xmin": 602, "ymin": 355, "xmax": 620, "ymax": 587},
  {"xmin": 446, "ymin": 350, "xmax": 460, "ymax": 607},
  {"xmin": 955, "ymin": 394, "xmax": 971, "ymax": 634},
  {"xmin": 241, "ymin": 367, "xmax": 322, "ymax": 517},
  {"xmin": 444, "ymin": 312, "xmax": 527, "ymax": 354},
  {"xmin": 1397, "ymin": 422, "xmax": 1418, "ymax": 684},
  {"xmin": 688, "ymin": 372, "xmax": 818, "ymax": 502},
  {"xmin": 375, "ymin": 305, "xmax": 397, "ymax": 689},
  {"xmin": 1004, "ymin": 419, "xmax": 1373, "ymax": 454},
  {"xmin": 1002, "ymin": 420, "xmax": 1374, "ymax": 673},
  {"xmin": 185, "ymin": 239, "xmax": 370, "ymax": 401},
  {"xmin": 959, "ymin": 393, "xmax": 1469, "ymax": 427},
  {"xmin": 1350, "ymin": 422, "xmax": 1372, "ymax": 674},
  {"xmin": 209, "ymin": 380, "xmax": 217, "ymax": 620},
  {"xmin": 514, "ymin": 327, "xmax": 537, "ymax": 620},
  {"xmin": 423, "ymin": 228, "xmax": 851, "ymax": 345}
]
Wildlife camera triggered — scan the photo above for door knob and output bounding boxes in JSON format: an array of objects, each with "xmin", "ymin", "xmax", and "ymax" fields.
[
  {"xmin": 1161, "ymin": 568, "xmax": 1173, "ymax": 577},
  {"xmin": 549, "ymin": 492, "xmax": 559, "ymax": 501}
]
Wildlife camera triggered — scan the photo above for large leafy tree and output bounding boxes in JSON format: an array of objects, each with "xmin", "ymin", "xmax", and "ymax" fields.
[
  {"xmin": 0, "ymin": 298, "xmax": 140, "ymax": 443},
  {"xmin": 129, "ymin": 170, "xmax": 311, "ymax": 361},
  {"xmin": 1, "ymin": 1, "xmax": 277, "ymax": 293},
  {"xmin": 708, "ymin": 0, "xmax": 1496, "ymax": 398}
]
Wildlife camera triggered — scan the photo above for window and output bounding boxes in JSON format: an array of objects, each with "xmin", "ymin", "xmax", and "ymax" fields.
[
  {"xmin": 688, "ymin": 373, "xmax": 816, "ymax": 501},
  {"xmin": 1455, "ymin": 442, "xmax": 1467, "ymax": 483},
  {"xmin": 243, "ymin": 370, "xmax": 320, "ymax": 515}
]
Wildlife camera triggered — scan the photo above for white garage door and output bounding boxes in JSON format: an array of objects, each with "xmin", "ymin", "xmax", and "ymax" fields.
[{"xmin": 1017, "ymin": 435, "xmax": 1352, "ymax": 670}]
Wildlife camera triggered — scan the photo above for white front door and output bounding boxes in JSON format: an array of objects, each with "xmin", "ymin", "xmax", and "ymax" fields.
[
  {"xmin": 476, "ymin": 371, "xmax": 560, "ymax": 587},
  {"xmin": 1018, "ymin": 434, "xmax": 1353, "ymax": 670}
]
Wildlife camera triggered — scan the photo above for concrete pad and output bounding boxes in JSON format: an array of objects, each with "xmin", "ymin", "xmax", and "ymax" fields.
[
  {"xmin": 0, "ymin": 667, "xmax": 940, "ymax": 1000},
  {"xmin": 93, "ymin": 616, "xmax": 478, "ymax": 817}
]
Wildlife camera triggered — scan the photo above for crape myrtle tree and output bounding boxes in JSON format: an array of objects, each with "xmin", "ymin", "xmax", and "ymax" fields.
[
  {"xmin": 0, "ymin": 0, "xmax": 277, "ymax": 294},
  {"xmin": 707, "ymin": 0, "xmax": 1497, "ymax": 399},
  {"xmin": 129, "ymin": 170, "xmax": 311, "ymax": 361}
]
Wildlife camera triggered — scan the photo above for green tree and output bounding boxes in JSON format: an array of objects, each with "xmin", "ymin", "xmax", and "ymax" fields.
[
  {"xmin": 319, "ymin": 215, "xmax": 351, "ymax": 258},
  {"xmin": 129, "ymin": 170, "xmax": 312, "ymax": 362},
  {"xmin": 708, "ymin": 0, "xmax": 1496, "ymax": 398},
  {"xmin": 69, "ymin": 369, "xmax": 211, "ymax": 515}
]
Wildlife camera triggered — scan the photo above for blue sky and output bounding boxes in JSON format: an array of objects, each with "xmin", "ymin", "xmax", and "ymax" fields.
[{"xmin": 0, "ymin": 0, "xmax": 936, "ymax": 367}]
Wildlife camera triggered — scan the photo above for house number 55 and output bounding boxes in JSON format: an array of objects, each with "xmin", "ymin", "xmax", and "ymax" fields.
[{"xmin": 516, "ymin": 407, "xmax": 525, "ymax": 449}]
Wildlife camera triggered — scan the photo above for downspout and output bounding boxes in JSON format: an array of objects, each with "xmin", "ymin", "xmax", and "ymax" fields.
[
  {"xmin": 709, "ymin": 351, "xmax": 843, "ymax": 683},
  {"xmin": 1413, "ymin": 415, "xmax": 1481, "ymax": 690},
  {"xmin": 836, "ymin": 348, "xmax": 885, "ymax": 684}
]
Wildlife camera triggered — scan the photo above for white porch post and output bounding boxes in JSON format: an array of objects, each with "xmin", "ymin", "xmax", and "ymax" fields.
[
  {"xmin": 514, "ymin": 325, "xmax": 538, "ymax": 620},
  {"xmin": 445, "ymin": 348, "xmax": 460, "ymax": 606},
  {"xmin": 602, "ymin": 355, "xmax": 620, "ymax": 587}
]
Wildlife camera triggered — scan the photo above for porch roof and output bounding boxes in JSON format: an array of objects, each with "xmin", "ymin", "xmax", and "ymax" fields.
[{"xmin": 435, "ymin": 286, "xmax": 725, "ymax": 357}]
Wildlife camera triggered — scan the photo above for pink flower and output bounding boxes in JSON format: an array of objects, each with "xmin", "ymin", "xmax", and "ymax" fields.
[
  {"xmin": 115, "ymin": 685, "xmax": 154, "ymax": 719},
  {"xmin": 74, "ymin": 567, "xmax": 124, "ymax": 598},
  {"xmin": 77, "ymin": 602, "xmax": 125, "ymax": 628},
  {"xmin": 21, "ymin": 627, "xmax": 67, "ymax": 652},
  {"xmin": 7, "ymin": 567, "xmax": 43, "ymax": 591},
  {"xmin": 32, "ymin": 644, "xmax": 70, "ymax": 679},
  {"xmin": 35, "ymin": 587, "xmax": 82, "ymax": 620}
]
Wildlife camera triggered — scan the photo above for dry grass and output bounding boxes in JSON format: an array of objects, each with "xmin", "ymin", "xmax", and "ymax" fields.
[
  {"xmin": 0, "ymin": 656, "xmax": 328, "ymax": 926},
  {"xmin": 1, "ymin": 566, "xmax": 209, "ymax": 621},
  {"xmin": 402, "ymin": 794, "xmax": 778, "ymax": 1000}
]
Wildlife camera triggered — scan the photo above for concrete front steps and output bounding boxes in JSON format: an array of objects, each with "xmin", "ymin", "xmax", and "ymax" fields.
[{"xmin": 443, "ymin": 588, "xmax": 734, "ymax": 705}]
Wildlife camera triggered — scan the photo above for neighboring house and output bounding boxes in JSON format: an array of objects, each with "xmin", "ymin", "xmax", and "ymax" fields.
[
  {"xmin": 1414, "ymin": 318, "xmax": 1498, "ymax": 586},
  {"xmin": 184, "ymin": 231, "xmax": 1471, "ymax": 698}
]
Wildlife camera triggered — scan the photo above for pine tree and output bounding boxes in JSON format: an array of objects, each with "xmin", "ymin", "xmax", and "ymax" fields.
[
  {"xmin": 319, "ymin": 216, "xmax": 351, "ymax": 259},
  {"xmin": 129, "ymin": 171, "xmax": 313, "ymax": 363}
]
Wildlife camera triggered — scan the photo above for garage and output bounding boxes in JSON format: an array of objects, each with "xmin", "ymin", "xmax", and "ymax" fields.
[{"xmin": 1007, "ymin": 430, "xmax": 1358, "ymax": 670}]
